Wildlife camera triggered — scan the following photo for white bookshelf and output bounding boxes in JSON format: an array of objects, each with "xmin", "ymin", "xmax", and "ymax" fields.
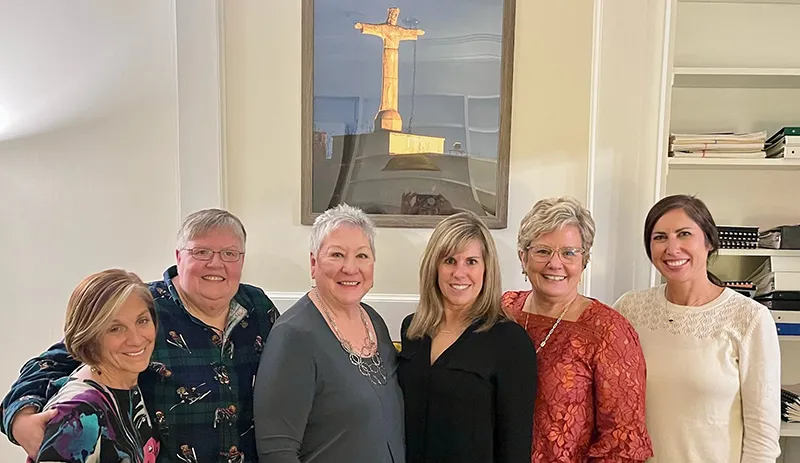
[
  {"xmin": 675, "ymin": 67, "xmax": 800, "ymax": 76},
  {"xmin": 717, "ymin": 249, "xmax": 800, "ymax": 257},
  {"xmin": 783, "ymin": 422, "xmax": 800, "ymax": 438},
  {"xmin": 660, "ymin": 0, "xmax": 800, "ymax": 456},
  {"xmin": 673, "ymin": 67, "xmax": 800, "ymax": 89},
  {"xmin": 668, "ymin": 158, "xmax": 800, "ymax": 169}
]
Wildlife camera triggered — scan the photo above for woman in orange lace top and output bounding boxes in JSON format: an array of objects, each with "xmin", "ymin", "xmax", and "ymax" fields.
[{"xmin": 502, "ymin": 197, "xmax": 653, "ymax": 462}]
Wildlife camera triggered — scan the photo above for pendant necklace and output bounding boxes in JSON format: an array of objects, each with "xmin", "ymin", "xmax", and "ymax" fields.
[{"xmin": 524, "ymin": 294, "xmax": 579, "ymax": 353}]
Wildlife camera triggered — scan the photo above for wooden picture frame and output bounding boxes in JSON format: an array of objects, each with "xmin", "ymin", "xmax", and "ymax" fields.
[{"xmin": 301, "ymin": 0, "xmax": 516, "ymax": 228}]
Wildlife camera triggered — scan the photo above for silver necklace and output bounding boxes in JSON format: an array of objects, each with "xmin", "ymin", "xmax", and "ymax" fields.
[
  {"xmin": 524, "ymin": 294, "xmax": 579, "ymax": 353},
  {"xmin": 314, "ymin": 290, "xmax": 387, "ymax": 386}
]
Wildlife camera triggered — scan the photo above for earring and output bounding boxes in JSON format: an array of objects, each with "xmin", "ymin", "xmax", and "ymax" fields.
[
  {"xmin": 90, "ymin": 366, "xmax": 102, "ymax": 375},
  {"xmin": 522, "ymin": 269, "xmax": 528, "ymax": 282}
]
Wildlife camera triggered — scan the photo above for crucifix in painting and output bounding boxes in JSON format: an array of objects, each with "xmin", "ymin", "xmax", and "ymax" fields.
[
  {"xmin": 303, "ymin": 0, "xmax": 515, "ymax": 228},
  {"xmin": 355, "ymin": 7, "xmax": 425, "ymax": 131}
]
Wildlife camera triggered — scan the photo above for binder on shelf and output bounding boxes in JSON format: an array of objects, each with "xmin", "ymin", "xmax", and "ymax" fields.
[
  {"xmin": 765, "ymin": 127, "xmax": 800, "ymax": 159},
  {"xmin": 752, "ymin": 272, "xmax": 800, "ymax": 296},
  {"xmin": 765, "ymin": 141, "xmax": 799, "ymax": 159},
  {"xmin": 771, "ymin": 310, "xmax": 800, "ymax": 336},
  {"xmin": 777, "ymin": 323, "xmax": 800, "ymax": 336},
  {"xmin": 748, "ymin": 256, "xmax": 800, "ymax": 296},
  {"xmin": 758, "ymin": 291, "xmax": 800, "ymax": 311},
  {"xmin": 765, "ymin": 127, "xmax": 800, "ymax": 146},
  {"xmin": 759, "ymin": 225, "xmax": 800, "ymax": 250},
  {"xmin": 760, "ymin": 256, "xmax": 800, "ymax": 273}
]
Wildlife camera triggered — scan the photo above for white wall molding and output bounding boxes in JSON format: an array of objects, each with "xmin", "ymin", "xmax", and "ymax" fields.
[
  {"xmin": 585, "ymin": 0, "xmax": 671, "ymax": 303},
  {"xmin": 268, "ymin": 292, "xmax": 420, "ymax": 340},
  {"xmin": 583, "ymin": 0, "xmax": 604, "ymax": 299},
  {"xmin": 174, "ymin": 0, "xmax": 227, "ymax": 219}
]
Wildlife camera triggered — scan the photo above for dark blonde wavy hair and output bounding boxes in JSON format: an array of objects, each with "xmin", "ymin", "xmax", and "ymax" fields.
[
  {"xmin": 406, "ymin": 212, "xmax": 506, "ymax": 339},
  {"xmin": 64, "ymin": 269, "xmax": 155, "ymax": 367}
]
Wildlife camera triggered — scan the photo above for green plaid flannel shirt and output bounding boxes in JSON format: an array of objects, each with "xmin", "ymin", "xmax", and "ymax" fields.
[{"xmin": 1, "ymin": 266, "xmax": 279, "ymax": 463}]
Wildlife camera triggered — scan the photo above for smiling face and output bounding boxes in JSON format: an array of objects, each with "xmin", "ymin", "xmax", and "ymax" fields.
[
  {"xmin": 311, "ymin": 225, "xmax": 375, "ymax": 309},
  {"xmin": 96, "ymin": 294, "xmax": 156, "ymax": 382},
  {"xmin": 520, "ymin": 225, "xmax": 585, "ymax": 301},
  {"xmin": 649, "ymin": 208, "xmax": 711, "ymax": 284},
  {"xmin": 175, "ymin": 227, "xmax": 244, "ymax": 309},
  {"xmin": 437, "ymin": 239, "xmax": 485, "ymax": 313}
]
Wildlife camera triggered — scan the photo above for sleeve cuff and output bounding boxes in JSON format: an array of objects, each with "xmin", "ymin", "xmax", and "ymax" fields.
[{"xmin": 3, "ymin": 396, "xmax": 44, "ymax": 445}]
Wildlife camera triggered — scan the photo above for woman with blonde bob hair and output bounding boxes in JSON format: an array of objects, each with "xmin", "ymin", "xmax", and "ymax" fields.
[
  {"xmin": 34, "ymin": 269, "xmax": 160, "ymax": 462},
  {"xmin": 503, "ymin": 196, "xmax": 652, "ymax": 462},
  {"xmin": 398, "ymin": 211, "xmax": 538, "ymax": 463}
]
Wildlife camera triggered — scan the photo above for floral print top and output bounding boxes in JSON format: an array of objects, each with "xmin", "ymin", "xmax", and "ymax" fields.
[{"xmin": 502, "ymin": 291, "xmax": 653, "ymax": 463}]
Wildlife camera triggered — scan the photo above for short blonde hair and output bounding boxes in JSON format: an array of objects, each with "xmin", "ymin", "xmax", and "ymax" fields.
[
  {"xmin": 176, "ymin": 209, "xmax": 247, "ymax": 251},
  {"xmin": 517, "ymin": 196, "xmax": 595, "ymax": 266},
  {"xmin": 407, "ymin": 212, "xmax": 506, "ymax": 339},
  {"xmin": 64, "ymin": 269, "xmax": 155, "ymax": 367}
]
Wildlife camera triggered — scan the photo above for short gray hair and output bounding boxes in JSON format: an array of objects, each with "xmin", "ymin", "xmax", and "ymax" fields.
[
  {"xmin": 176, "ymin": 209, "xmax": 247, "ymax": 251},
  {"xmin": 517, "ymin": 196, "xmax": 595, "ymax": 261},
  {"xmin": 310, "ymin": 204, "xmax": 376, "ymax": 257}
]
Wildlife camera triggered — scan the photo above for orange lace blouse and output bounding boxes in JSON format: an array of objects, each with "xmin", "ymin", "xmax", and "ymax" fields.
[{"xmin": 502, "ymin": 291, "xmax": 653, "ymax": 463}]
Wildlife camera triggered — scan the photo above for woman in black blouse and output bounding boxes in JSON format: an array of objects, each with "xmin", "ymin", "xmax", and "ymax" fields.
[{"xmin": 398, "ymin": 211, "xmax": 538, "ymax": 463}]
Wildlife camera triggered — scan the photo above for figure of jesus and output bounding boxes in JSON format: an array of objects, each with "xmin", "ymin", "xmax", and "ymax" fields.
[{"xmin": 355, "ymin": 7, "xmax": 424, "ymax": 132}]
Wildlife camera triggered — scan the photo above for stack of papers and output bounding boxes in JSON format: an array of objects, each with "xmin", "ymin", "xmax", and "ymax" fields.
[
  {"xmin": 765, "ymin": 127, "xmax": 800, "ymax": 159},
  {"xmin": 670, "ymin": 131, "xmax": 767, "ymax": 158},
  {"xmin": 783, "ymin": 384, "xmax": 800, "ymax": 422}
]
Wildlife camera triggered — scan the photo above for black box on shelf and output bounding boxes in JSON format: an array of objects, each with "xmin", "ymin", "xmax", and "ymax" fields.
[{"xmin": 761, "ymin": 225, "xmax": 800, "ymax": 250}]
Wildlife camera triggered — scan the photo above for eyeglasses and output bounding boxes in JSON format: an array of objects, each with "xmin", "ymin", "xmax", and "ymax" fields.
[
  {"xmin": 183, "ymin": 248, "xmax": 244, "ymax": 263},
  {"xmin": 526, "ymin": 245, "xmax": 585, "ymax": 264}
]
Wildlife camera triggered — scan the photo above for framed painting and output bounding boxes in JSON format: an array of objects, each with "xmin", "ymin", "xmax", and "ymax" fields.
[{"xmin": 301, "ymin": 0, "xmax": 516, "ymax": 228}]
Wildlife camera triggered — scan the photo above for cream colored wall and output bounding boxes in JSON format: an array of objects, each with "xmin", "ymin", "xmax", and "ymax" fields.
[{"xmin": 224, "ymin": 0, "xmax": 593, "ymax": 296}]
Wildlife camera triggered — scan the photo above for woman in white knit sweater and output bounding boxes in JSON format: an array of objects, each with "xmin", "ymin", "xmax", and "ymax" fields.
[{"xmin": 614, "ymin": 194, "xmax": 781, "ymax": 463}]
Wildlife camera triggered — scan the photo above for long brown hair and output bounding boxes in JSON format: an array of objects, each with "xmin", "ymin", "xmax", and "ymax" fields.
[
  {"xmin": 406, "ymin": 212, "xmax": 506, "ymax": 339},
  {"xmin": 643, "ymin": 194, "xmax": 722, "ymax": 286}
]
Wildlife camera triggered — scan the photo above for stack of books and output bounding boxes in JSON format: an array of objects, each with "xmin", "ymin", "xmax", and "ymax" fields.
[
  {"xmin": 669, "ymin": 131, "xmax": 767, "ymax": 158},
  {"xmin": 765, "ymin": 127, "xmax": 800, "ymax": 159},
  {"xmin": 717, "ymin": 225, "xmax": 759, "ymax": 249},
  {"xmin": 782, "ymin": 384, "xmax": 800, "ymax": 423}
]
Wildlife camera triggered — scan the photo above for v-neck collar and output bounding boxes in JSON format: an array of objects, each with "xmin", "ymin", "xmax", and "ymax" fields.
[{"xmin": 426, "ymin": 320, "xmax": 479, "ymax": 366}]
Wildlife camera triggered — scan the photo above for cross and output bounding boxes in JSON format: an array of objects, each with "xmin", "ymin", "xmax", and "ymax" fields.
[{"xmin": 355, "ymin": 8, "xmax": 424, "ymax": 132}]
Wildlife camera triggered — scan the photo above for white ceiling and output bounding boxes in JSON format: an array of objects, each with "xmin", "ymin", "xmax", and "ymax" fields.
[{"xmin": 0, "ymin": 0, "xmax": 177, "ymax": 141}]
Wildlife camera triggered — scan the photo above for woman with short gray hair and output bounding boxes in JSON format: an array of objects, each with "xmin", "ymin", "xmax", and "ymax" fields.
[
  {"xmin": 502, "ymin": 196, "xmax": 653, "ymax": 462},
  {"xmin": 254, "ymin": 204, "xmax": 404, "ymax": 462}
]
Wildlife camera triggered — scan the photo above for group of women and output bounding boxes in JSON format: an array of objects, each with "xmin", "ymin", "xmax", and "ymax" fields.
[
  {"xmin": 252, "ymin": 194, "xmax": 780, "ymax": 463},
  {"xmin": 21, "ymin": 194, "xmax": 780, "ymax": 463}
]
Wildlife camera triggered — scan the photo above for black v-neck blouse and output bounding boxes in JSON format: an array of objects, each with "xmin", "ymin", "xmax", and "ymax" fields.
[{"xmin": 397, "ymin": 314, "xmax": 538, "ymax": 463}]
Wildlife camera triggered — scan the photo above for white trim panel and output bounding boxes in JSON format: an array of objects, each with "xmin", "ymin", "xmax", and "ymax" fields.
[
  {"xmin": 174, "ymin": 0, "xmax": 226, "ymax": 218},
  {"xmin": 585, "ymin": 0, "xmax": 670, "ymax": 303}
]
